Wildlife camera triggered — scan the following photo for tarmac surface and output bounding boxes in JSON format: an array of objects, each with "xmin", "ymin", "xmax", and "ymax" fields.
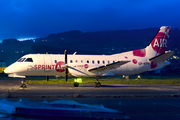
[
  {"xmin": 0, "ymin": 79, "xmax": 180, "ymax": 98},
  {"xmin": 1, "ymin": 79, "xmax": 180, "ymax": 119}
]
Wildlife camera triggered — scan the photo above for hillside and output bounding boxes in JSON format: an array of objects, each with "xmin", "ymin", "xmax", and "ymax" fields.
[{"xmin": 0, "ymin": 27, "xmax": 180, "ymax": 66}]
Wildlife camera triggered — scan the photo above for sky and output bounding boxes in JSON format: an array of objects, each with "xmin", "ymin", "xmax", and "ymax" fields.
[{"xmin": 0, "ymin": 0, "xmax": 180, "ymax": 40}]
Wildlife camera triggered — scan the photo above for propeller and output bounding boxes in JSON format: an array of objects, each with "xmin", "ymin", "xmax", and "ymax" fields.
[{"xmin": 65, "ymin": 50, "xmax": 68, "ymax": 82}]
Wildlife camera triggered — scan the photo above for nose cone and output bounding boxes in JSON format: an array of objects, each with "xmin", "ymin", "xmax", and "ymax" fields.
[
  {"xmin": 4, "ymin": 63, "xmax": 26, "ymax": 75},
  {"xmin": 4, "ymin": 67, "xmax": 12, "ymax": 74},
  {"xmin": 4, "ymin": 63, "xmax": 21, "ymax": 74}
]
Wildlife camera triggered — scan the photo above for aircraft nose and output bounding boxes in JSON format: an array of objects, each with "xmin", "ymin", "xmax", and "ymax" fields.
[
  {"xmin": 4, "ymin": 67, "xmax": 12, "ymax": 74},
  {"xmin": 4, "ymin": 63, "xmax": 25, "ymax": 74}
]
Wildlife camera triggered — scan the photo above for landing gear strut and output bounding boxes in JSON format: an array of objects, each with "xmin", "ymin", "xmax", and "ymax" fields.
[
  {"xmin": 20, "ymin": 78, "xmax": 27, "ymax": 88},
  {"xmin": 94, "ymin": 77, "xmax": 101, "ymax": 88}
]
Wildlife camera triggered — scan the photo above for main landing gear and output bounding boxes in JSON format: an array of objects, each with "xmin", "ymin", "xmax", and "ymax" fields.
[
  {"xmin": 94, "ymin": 77, "xmax": 101, "ymax": 88},
  {"xmin": 20, "ymin": 78, "xmax": 27, "ymax": 88},
  {"xmin": 73, "ymin": 82, "xmax": 79, "ymax": 87}
]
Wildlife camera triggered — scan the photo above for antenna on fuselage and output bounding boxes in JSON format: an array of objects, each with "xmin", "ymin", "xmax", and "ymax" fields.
[{"xmin": 73, "ymin": 52, "xmax": 77, "ymax": 55}]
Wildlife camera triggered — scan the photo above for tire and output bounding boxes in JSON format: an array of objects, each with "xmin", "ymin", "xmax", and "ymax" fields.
[
  {"xmin": 73, "ymin": 82, "xmax": 79, "ymax": 87},
  {"xmin": 97, "ymin": 82, "xmax": 101, "ymax": 87},
  {"xmin": 94, "ymin": 82, "xmax": 101, "ymax": 88},
  {"xmin": 94, "ymin": 82, "xmax": 98, "ymax": 87}
]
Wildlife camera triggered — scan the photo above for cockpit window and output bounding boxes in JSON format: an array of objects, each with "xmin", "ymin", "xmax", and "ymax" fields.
[
  {"xmin": 25, "ymin": 58, "xmax": 33, "ymax": 62},
  {"xmin": 17, "ymin": 58, "xmax": 26, "ymax": 62}
]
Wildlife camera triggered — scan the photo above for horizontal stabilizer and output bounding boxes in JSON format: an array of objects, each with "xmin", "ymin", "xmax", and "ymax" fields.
[
  {"xmin": 88, "ymin": 61, "xmax": 130, "ymax": 73},
  {"xmin": 149, "ymin": 51, "xmax": 174, "ymax": 63}
]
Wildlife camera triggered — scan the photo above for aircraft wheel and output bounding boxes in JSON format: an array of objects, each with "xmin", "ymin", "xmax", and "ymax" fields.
[
  {"xmin": 94, "ymin": 82, "xmax": 101, "ymax": 88},
  {"xmin": 20, "ymin": 80, "xmax": 27, "ymax": 88},
  {"xmin": 20, "ymin": 83, "xmax": 27, "ymax": 88},
  {"xmin": 73, "ymin": 82, "xmax": 79, "ymax": 87},
  {"xmin": 94, "ymin": 82, "xmax": 97, "ymax": 87},
  {"xmin": 97, "ymin": 82, "xmax": 101, "ymax": 87}
]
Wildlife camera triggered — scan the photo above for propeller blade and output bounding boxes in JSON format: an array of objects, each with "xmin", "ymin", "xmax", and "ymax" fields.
[
  {"xmin": 65, "ymin": 69, "xmax": 68, "ymax": 82},
  {"xmin": 65, "ymin": 50, "xmax": 67, "ymax": 64},
  {"xmin": 46, "ymin": 76, "xmax": 49, "ymax": 81},
  {"xmin": 64, "ymin": 50, "xmax": 68, "ymax": 82}
]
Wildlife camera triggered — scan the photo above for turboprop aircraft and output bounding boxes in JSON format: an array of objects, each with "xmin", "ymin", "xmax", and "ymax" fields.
[{"xmin": 4, "ymin": 26, "xmax": 173, "ymax": 87}]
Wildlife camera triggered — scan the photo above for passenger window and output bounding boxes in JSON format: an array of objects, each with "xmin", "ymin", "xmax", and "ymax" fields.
[
  {"xmin": 97, "ymin": 60, "xmax": 100, "ymax": 64},
  {"xmin": 70, "ymin": 60, "xmax": 73, "ymax": 63},
  {"xmin": 108, "ymin": 60, "xmax": 110, "ymax": 64},
  {"xmin": 25, "ymin": 58, "xmax": 33, "ymax": 62},
  {"xmin": 55, "ymin": 60, "xmax": 57, "ymax": 63},
  {"xmin": 75, "ymin": 60, "xmax": 78, "ymax": 63},
  {"xmin": 81, "ymin": 60, "xmax": 83, "ymax": 63},
  {"xmin": 113, "ymin": 61, "xmax": 115, "ymax": 63},
  {"xmin": 92, "ymin": 60, "xmax": 94, "ymax": 64},
  {"xmin": 87, "ymin": 60, "xmax": 89, "ymax": 63},
  {"xmin": 102, "ymin": 60, "xmax": 105, "ymax": 64}
]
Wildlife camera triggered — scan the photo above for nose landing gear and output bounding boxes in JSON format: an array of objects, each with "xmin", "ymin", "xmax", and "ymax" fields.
[
  {"xmin": 94, "ymin": 82, "xmax": 101, "ymax": 87},
  {"xmin": 94, "ymin": 77, "xmax": 101, "ymax": 88},
  {"xmin": 20, "ymin": 78, "xmax": 27, "ymax": 88}
]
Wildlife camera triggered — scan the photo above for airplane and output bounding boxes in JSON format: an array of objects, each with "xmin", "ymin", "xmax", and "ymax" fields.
[{"xmin": 4, "ymin": 26, "xmax": 173, "ymax": 87}]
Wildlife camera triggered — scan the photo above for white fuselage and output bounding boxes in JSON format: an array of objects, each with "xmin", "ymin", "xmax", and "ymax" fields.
[{"xmin": 4, "ymin": 53, "xmax": 167, "ymax": 78}]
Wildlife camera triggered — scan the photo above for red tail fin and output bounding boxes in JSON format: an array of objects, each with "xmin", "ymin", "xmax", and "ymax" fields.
[{"xmin": 145, "ymin": 26, "xmax": 171, "ymax": 57}]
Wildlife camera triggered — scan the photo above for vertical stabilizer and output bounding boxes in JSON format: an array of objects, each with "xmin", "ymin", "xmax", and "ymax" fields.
[{"xmin": 145, "ymin": 26, "xmax": 171, "ymax": 58}]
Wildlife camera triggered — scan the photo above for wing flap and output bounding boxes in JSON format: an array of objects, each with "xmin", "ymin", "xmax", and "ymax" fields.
[
  {"xmin": 88, "ymin": 61, "xmax": 130, "ymax": 73},
  {"xmin": 149, "ymin": 51, "xmax": 174, "ymax": 63}
]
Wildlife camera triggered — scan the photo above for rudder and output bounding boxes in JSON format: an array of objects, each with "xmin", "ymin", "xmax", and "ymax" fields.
[{"xmin": 145, "ymin": 26, "xmax": 171, "ymax": 58}]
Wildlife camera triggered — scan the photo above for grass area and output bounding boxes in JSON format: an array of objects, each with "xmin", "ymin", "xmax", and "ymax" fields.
[{"xmin": 25, "ymin": 77, "xmax": 180, "ymax": 85}]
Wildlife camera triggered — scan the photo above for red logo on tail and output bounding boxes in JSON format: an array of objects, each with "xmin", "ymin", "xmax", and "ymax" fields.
[{"xmin": 151, "ymin": 32, "xmax": 169, "ymax": 54}]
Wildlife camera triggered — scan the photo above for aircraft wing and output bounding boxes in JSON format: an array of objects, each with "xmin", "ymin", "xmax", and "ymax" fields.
[
  {"xmin": 149, "ymin": 51, "xmax": 174, "ymax": 63},
  {"xmin": 88, "ymin": 61, "xmax": 130, "ymax": 73}
]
